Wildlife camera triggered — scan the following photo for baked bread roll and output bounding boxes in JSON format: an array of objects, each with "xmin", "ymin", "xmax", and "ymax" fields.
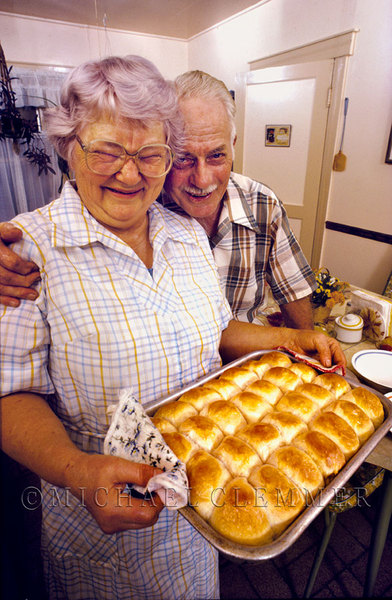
[
  {"xmin": 246, "ymin": 379, "xmax": 283, "ymax": 406},
  {"xmin": 292, "ymin": 430, "xmax": 346, "ymax": 478},
  {"xmin": 310, "ymin": 412, "xmax": 359, "ymax": 459},
  {"xmin": 267, "ymin": 446, "xmax": 324, "ymax": 498},
  {"xmin": 213, "ymin": 435, "xmax": 261, "ymax": 477},
  {"xmin": 313, "ymin": 373, "xmax": 351, "ymax": 398},
  {"xmin": 200, "ymin": 400, "xmax": 247, "ymax": 435},
  {"xmin": 295, "ymin": 383, "xmax": 335, "ymax": 408},
  {"xmin": 340, "ymin": 387, "xmax": 384, "ymax": 428},
  {"xmin": 162, "ymin": 431, "xmax": 196, "ymax": 463},
  {"xmin": 219, "ymin": 366, "xmax": 259, "ymax": 389},
  {"xmin": 231, "ymin": 391, "xmax": 273, "ymax": 423},
  {"xmin": 248, "ymin": 464, "xmax": 306, "ymax": 535},
  {"xmin": 242, "ymin": 359, "xmax": 270, "ymax": 378},
  {"xmin": 151, "ymin": 416, "xmax": 176, "ymax": 433},
  {"xmin": 236, "ymin": 422, "xmax": 281, "ymax": 462},
  {"xmin": 179, "ymin": 386, "xmax": 222, "ymax": 411},
  {"xmin": 187, "ymin": 450, "xmax": 231, "ymax": 520},
  {"xmin": 262, "ymin": 410, "xmax": 307, "ymax": 443},
  {"xmin": 289, "ymin": 363, "xmax": 317, "ymax": 383},
  {"xmin": 263, "ymin": 367, "xmax": 301, "ymax": 392},
  {"xmin": 323, "ymin": 399, "xmax": 374, "ymax": 444},
  {"xmin": 203, "ymin": 378, "xmax": 242, "ymax": 400},
  {"xmin": 209, "ymin": 477, "xmax": 274, "ymax": 546},
  {"xmin": 256, "ymin": 351, "xmax": 293, "ymax": 368},
  {"xmin": 276, "ymin": 391, "xmax": 320, "ymax": 423},
  {"xmin": 154, "ymin": 400, "xmax": 198, "ymax": 427},
  {"xmin": 179, "ymin": 415, "xmax": 224, "ymax": 452}
]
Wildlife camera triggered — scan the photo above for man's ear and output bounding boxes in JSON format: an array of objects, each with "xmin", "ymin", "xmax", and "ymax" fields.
[{"xmin": 233, "ymin": 135, "xmax": 237, "ymax": 147}]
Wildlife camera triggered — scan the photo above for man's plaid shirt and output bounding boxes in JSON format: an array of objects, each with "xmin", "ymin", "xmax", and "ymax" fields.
[{"xmin": 162, "ymin": 172, "xmax": 316, "ymax": 323}]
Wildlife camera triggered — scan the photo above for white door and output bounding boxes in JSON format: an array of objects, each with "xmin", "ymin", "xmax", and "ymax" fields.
[{"xmin": 243, "ymin": 60, "xmax": 334, "ymax": 265}]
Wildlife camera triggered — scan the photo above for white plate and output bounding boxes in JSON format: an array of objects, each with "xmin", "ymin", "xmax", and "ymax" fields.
[{"xmin": 352, "ymin": 349, "xmax": 392, "ymax": 390}]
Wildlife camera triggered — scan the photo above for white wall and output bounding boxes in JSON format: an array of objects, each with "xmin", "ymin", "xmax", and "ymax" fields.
[
  {"xmin": 1, "ymin": 2, "xmax": 391, "ymax": 293},
  {"xmin": 188, "ymin": 0, "xmax": 392, "ymax": 294},
  {"xmin": 0, "ymin": 12, "xmax": 188, "ymax": 79}
]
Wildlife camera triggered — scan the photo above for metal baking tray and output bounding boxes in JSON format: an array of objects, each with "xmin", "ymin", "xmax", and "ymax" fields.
[{"xmin": 145, "ymin": 350, "xmax": 392, "ymax": 561}]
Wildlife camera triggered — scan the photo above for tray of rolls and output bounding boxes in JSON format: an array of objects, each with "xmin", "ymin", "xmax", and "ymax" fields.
[{"xmin": 145, "ymin": 350, "xmax": 392, "ymax": 560}]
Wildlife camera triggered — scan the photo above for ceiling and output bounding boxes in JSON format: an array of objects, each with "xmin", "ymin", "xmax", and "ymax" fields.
[{"xmin": 0, "ymin": 0, "xmax": 262, "ymax": 39}]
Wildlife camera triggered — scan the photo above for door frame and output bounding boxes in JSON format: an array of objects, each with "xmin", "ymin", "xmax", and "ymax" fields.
[{"xmin": 234, "ymin": 29, "xmax": 358, "ymax": 268}]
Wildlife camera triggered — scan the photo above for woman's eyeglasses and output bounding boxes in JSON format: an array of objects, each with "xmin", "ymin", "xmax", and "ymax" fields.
[{"xmin": 76, "ymin": 136, "xmax": 173, "ymax": 178}]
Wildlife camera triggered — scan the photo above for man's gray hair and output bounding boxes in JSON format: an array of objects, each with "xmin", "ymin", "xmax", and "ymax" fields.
[
  {"xmin": 44, "ymin": 55, "xmax": 183, "ymax": 163},
  {"xmin": 175, "ymin": 70, "xmax": 236, "ymax": 146}
]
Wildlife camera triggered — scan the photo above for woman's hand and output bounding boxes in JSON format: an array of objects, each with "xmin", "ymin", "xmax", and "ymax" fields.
[
  {"xmin": 64, "ymin": 453, "xmax": 165, "ymax": 534},
  {"xmin": 0, "ymin": 222, "xmax": 41, "ymax": 307}
]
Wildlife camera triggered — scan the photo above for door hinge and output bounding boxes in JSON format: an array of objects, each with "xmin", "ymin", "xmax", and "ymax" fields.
[{"xmin": 326, "ymin": 86, "xmax": 332, "ymax": 108}]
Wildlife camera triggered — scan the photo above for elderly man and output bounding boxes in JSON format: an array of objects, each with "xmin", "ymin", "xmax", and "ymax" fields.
[{"xmin": 0, "ymin": 70, "xmax": 316, "ymax": 329}]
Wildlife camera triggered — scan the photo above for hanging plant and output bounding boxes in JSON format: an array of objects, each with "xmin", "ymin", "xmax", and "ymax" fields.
[{"xmin": 0, "ymin": 43, "xmax": 56, "ymax": 176}]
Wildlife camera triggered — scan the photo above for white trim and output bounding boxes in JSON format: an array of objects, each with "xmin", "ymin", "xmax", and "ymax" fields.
[{"xmin": 248, "ymin": 29, "xmax": 358, "ymax": 70}]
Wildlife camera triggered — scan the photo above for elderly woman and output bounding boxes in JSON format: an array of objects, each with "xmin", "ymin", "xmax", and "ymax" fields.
[{"xmin": 0, "ymin": 55, "xmax": 345, "ymax": 600}]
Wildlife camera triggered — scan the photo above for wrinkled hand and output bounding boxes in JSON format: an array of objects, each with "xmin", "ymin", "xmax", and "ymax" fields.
[
  {"xmin": 0, "ymin": 222, "xmax": 41, "ymax": 307},
  {"xmin": 284, "ymin": 329, "xmax": 346, "ymax": 368},
  {"xmin": 64, "ymin": 453, "xmax": 165, "ymax": 534}
]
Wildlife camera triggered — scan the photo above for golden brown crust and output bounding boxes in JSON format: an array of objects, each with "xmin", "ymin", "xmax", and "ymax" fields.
[
  {"xmin": 276, "ymin": 391, "xmax": 320, "ymax": 423},
  {"xmin": 200, "ymin": 400, "xmax": 247, "ymax": 435},
  {"xmin": 162, "ymin": 431, "xmax": 196, "ymax": 463},
  {"xmin": 179, "ymin": 415, "xmax": 224, "ymax": 452},
  {"xmin": 289, "ymin": 362, "xmax": 317, "ymax": 383},
  {"xmin": 292, "ymin": 430, "xmax": 346, "ymax": 477},
  {"xmin": 340, "ymin": 387, "xmax": 384, "ymax": 428},
  {"xmin": 187, "ymin": 450, "xmax": 231, "ymax": 520},
  {"xmin": 262, "ymin": 410, "xmax": 308, "ymax": 443},
  {"xmin": 209, "ymin": 477, "xmax": 274, "ymax": 546},
  {"xmin": 151, "ymin": 416, "xmax": 177, "ymax": 434},
  {"xmin": 295, "ymin": 383, "xmax": 335, "ymax": 408},
  {"xmin": 256, "ymin": 351, "xmax": 293, "ymax": 368},
  {"xmin": 236, "ymin": 422, "xmax": 281, "ymax": 462},
  {"xmin": 213, "ymin": 436, "xmax": 262, "ymax": 477},
  {"xmin": 324, "ymin": 399, "xmax": 374, "ymax": 444},
  {"xmin": 313, "ymin": 373, "xmax": 351, "ymax": 398},
  {"xmin": 203, "ymin": 378, "xmax": 242, "ymax": 400},
  {"xmin": 262, "ymin": 367, "xmax": 301, "ymax": 393},
  {"xmin": 178, "ymin": 386, "xmax": 222, "ymax": 411},
  {"xmin": 310, "ymin": 412, "xmax": 359, "ymax": 459},
  {"xmin": 248, "ymin": 464, "xmax": 306, "ymax": 536},
  {"xmin": 267, "ymin": 445, "xmax": 324, "ymax": 498},
  {"xmin": 219, "ymin": 366, "xmax": 259, "ymax": 389},
  {"xmin": 230, "ymin": 391, "xmax": 273, "ymax": 423},
  {"xmin": 245, "ymin": 379, "xmax": 283, "ymax": 406},
  {"xmin": 153, "ymin": 400, "xmax": 198, "ymax": 427},
  {"xmin": 241, "ymin": 359, "xmax": 270, "ymax": 378}
]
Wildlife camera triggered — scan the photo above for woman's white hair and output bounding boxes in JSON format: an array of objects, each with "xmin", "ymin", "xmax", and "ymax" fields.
[
  {"xmin": 174, "ymin": 70, "xmax": 236, "ymax": 147},
  {"xmin": 44, "ymin": 55, "xmax": 184, "ymax": 163}
]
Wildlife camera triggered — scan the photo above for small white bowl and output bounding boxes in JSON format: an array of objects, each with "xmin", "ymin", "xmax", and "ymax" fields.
[
  {"xmin": 352, "ymin": 349, "xmax": 392, "ymax": 393},
  {"xmin": 335, "ymin": 313, "xmax": 363, "ymax": 343}
]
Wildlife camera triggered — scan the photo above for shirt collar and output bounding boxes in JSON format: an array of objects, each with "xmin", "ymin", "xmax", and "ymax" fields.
[
  {"xmin": 160, "ymin": 176, "xmax": 261, "ymax": 236},
  {"xmin": 50, "ymin": 181, "xmax": 205, "ymax": 250}
]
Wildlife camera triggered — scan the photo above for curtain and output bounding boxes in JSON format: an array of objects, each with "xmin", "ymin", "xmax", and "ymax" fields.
[{"xmin": 0, "ymin": 66, "xmax": 68, "ymax": 221}]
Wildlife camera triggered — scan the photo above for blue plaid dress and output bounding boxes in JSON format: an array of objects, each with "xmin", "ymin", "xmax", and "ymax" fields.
[{"xmin": 0, "ymin": 181, "xmax": 231, "ymax": 599}]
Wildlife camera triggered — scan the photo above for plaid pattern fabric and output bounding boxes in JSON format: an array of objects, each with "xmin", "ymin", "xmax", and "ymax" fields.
[
  {"xmin": 0, "ymin": 181, "xmax": 228, "ymax": 599},
  {"xmin": 162, "ymin": 172, "xmax": 316, "ymax": 323}
]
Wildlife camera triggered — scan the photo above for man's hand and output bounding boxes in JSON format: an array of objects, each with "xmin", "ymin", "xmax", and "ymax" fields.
[
  {"xmin": 65, "ymin": 453, "xmax": 165, "ymax": 534},
  {"xmin": 0, "ymin": 222, "xmax": 41, "ymax": 307},
  {"xmin": 286, "ymin": 329, "xmax": 347, "ymax": 368}
]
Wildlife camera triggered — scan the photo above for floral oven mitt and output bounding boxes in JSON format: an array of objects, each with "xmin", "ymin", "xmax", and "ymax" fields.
[{"xmin": 104, "ymin": 389, "xmax": 188, "ymax": 509}]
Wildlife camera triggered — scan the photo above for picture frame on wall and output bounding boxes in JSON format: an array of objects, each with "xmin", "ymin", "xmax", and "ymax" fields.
[
  {"xmin": 265, "ymin": 125, "xmax": 292, "ymax": 147},
  {"xmin": 385, "ymin": 125, "xmax": 392, "ymax": 164}
]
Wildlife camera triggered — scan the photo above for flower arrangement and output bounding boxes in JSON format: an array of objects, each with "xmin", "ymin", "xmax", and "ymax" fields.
[{"xmin": 311, "ymin": 268, "xmax": 348, "ymax": 308}]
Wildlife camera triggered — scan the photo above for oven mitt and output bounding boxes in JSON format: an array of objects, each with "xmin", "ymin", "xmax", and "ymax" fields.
[{"xmin": 104, "ymin": 388, "xmax": 188, "ymax": 509}]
